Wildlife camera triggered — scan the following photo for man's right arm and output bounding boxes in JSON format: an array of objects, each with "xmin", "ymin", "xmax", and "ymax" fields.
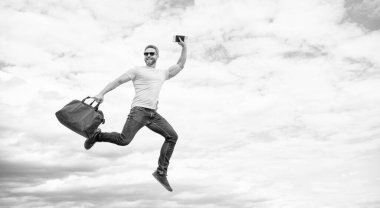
[{"xmin": 94, "ymin": 72, "xmax": 132, "ymax": 103}]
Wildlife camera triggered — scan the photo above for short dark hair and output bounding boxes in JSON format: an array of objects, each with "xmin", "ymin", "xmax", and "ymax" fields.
[{"xmin": 144, "ymin": 45, "xmax": 159, "ymax": 56}]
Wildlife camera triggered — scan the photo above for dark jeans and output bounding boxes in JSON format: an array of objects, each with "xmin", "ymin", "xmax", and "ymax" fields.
[{"xmin": 97, "ymin": 106, "xmax": 178, "ymax": 175}]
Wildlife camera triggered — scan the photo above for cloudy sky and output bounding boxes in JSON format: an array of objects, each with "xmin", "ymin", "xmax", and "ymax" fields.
[{"xmin": 1, "ymin": 0, "xmax": 380, "ymax": 207}]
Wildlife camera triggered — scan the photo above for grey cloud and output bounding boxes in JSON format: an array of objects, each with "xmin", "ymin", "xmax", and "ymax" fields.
[
  {"xmin": 51, "ymin": 51, "xmax": 80, "ymax": 60},
  {"xmin": 283, "ymin": 43, "xmax": 328, "ymax": 59},
  {"xmin": 7, "ymin": 184, "xmax": 161, "ymax": 205},
  {"xmin": 0, "ymin": 159, "xmax": 96, "ymax": 183},
  {"xmin": 156, "ymin": 0, "xmax": 194, "ymax": 11},
  {"xmin": 344, "ymin": 0, "xmax": 380, "ymax": 30},
  {"xmin": 53, "ymin": 71, "xmax": 87, "ymax": 88},
  {"xmin": 283, "ymin": 51, "xmax": 324, "ymax": 59},
  {"xmin": 343, "ymin": 57, "xmax": 380, "ymax": 79},
  {"xmin": 153, "ymin": 0, "xmax": 194, "ymax": 19},
  {"xmin": 345, "ymin": 56, "xmax": 375, "ymax": 68},
  {"xmin": 203, "ymin": 43, "xmax": 239, "ymax": 64},
  {"xmin": 0, "ymin": 0, "xmax": 82, "ymax": 16},
  {"xmin": 355, "ymin": 200, "xmax": 380, "ymax": 208},
  {"xmin": 2, "ymin": 181, "xmax": 273, "ymax": 208},
  {"xmin": 0, "ymin": 61, "xmax": 15, "ymax": 72}
]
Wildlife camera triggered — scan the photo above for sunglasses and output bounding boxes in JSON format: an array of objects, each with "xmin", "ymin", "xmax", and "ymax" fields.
[{"xmin": 144, "ymin": 52, "xmax": 156, "ymax": 56}]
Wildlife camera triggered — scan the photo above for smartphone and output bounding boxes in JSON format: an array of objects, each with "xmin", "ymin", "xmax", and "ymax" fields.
[{"xmin": 173, "ymin": 35, "xmax": 187, "ymax": 42}]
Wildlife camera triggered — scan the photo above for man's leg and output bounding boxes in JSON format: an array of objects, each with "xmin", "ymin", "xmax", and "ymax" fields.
[
  {"xmin": 84, "ymin": 107, "xmax": 146, "ymax": 149},
  {"xmin": 146, "ymin": 112, "xmax": 178, "ymax": 192},
  {"xmin": 146, "ymin": 112, "xmax": 178, "ymax": 175}
]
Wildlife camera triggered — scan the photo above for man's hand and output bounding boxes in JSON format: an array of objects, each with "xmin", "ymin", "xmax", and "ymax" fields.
[
  {"xmin": 93, "ymin": 94, "xmax": 104, "ymax": 104},
  {"xmin": 177, "ymin": 37, "xmax": 186, "ymax": 48}
]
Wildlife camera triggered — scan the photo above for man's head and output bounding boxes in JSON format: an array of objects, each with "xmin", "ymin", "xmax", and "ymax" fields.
[{"xmin": 144, "ymin": 45, "xmax": 159, "ymax": 67}]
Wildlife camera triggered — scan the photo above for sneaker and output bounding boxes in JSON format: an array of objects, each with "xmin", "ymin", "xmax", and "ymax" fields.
[
  {"xmin": 84, "ymin": 128, "xmax": 101, "ymax": 150},
  {"xmin": 152, "ymin": 170, "xmax": 173, "ymax": 192}
]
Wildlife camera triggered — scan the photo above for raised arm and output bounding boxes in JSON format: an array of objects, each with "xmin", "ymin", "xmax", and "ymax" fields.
[
  {"xmin": 168, "ymin": 38, "xmax": 187, "ymax": 79},
  {"xmin": 93, "ymin": 71, "xmax": 132, "ymax": 103}
]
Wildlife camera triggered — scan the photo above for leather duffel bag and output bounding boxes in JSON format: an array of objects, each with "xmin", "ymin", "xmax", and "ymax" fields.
[{"xmin": 56, "ymin": 96, "xmax": 105, "ymax": 138}]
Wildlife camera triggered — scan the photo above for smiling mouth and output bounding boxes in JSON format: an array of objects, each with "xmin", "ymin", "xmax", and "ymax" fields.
[{"xmin": 145, "ymin": 59, "xmax": 155, "ymax": 64}]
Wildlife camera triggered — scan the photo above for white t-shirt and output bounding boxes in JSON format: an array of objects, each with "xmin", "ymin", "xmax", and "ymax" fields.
[{"xmin": 126, "ymin": 66, "xmax": 170, "ymax": 109}]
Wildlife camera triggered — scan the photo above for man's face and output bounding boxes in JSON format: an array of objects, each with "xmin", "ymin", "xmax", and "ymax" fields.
[{"xmin": 144, "ymin": 48, "xmax": 158, "ymax": 67}]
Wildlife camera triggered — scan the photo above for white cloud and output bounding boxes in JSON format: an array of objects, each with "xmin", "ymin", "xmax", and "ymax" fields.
[{"xmin": 1, "ymin": 0, "xmax": 380, "ymax": 207}]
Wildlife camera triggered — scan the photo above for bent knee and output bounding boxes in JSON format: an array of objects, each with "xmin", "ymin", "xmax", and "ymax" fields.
[
  {"xmin": 119, "ymin": 134, "xmax": 132, "ymax": 146},
  {"xmin": 166, "ymin": 132, "xmax": 178, "ymax": 143}
]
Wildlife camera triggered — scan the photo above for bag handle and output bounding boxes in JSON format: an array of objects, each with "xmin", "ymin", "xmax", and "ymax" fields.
[{"xmin": 82, "ymin": 96, "xmax": 101, "ymax": 111}]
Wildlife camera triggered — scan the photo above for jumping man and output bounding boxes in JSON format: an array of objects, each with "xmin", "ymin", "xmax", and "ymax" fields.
[{"xmin": 85, "ymin": 38, "xmax": 187, "ymax": 192}]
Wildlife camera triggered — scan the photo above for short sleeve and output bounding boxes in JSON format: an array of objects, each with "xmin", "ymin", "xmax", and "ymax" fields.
[{"xmin": 125, "ymin": 67, "xmax": 137, "ymax": 80}]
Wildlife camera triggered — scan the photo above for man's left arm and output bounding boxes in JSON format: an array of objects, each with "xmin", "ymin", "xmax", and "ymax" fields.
[{"xmin": 168, "ymin": 38, "xmax": 187, "ymax": 79}]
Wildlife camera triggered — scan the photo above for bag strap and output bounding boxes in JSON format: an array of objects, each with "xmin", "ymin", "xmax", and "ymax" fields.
[{"xmin": 82, "ymin": 96, "xmax": 101, "ymax": 111}]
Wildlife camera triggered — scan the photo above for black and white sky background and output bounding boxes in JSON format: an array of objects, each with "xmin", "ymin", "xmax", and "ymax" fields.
[{"xmin": 0, "ymin": 0, "xmax": 380, "ymax": 207}]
